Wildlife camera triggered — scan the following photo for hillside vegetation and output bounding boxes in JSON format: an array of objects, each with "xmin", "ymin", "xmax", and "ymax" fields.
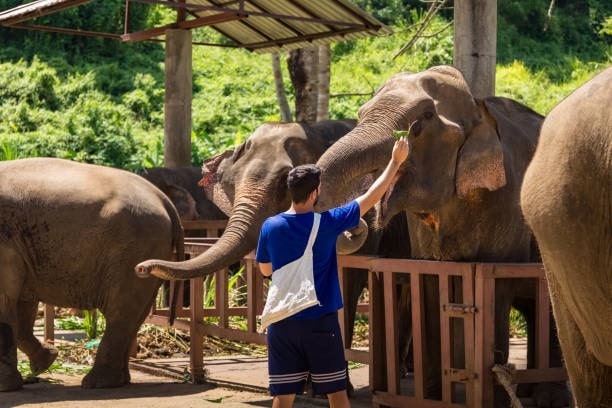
[{"xmin": 0, "ymin": 0, "xmax": 610, "ymax": 169}]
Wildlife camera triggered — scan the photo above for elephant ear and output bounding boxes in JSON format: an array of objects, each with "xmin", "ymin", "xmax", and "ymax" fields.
[
  {"xmin": 199, "ymin": 149, "xmax": 235, "ymax": 216},
  {"xmin": 455, "ymin": 100, "xmax": 506, "ymax": 198}
]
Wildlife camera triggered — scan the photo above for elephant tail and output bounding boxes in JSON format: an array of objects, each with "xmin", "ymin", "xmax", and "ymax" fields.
[{"xmin": 166, "ymin": 199, "xmax": 185, "ymax": 326}]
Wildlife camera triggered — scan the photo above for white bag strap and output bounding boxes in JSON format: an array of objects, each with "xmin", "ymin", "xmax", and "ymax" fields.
[{"xmin": 305, "ymin": 213, "xmax": 320, "ymax": 251}]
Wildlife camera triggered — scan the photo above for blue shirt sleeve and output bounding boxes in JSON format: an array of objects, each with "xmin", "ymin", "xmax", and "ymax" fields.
[{"xmin": 255, "ymin": 218, "xmax": 272, "ymax": 264}]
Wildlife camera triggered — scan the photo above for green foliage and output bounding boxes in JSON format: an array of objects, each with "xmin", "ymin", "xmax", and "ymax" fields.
[
  {"xmin": 509, "ymin": 307, "xmax": 527, "ymax": 338},
  {"xmin": 55, "ymin": 316, "xmax": 86, "ymax": 331},
  {"xmin": 0, "ymin": 1, "xmax": 609, "ymax": 170},
  {"xmin": 497, "ymin": 0, "xmax": 611, "ymax": 72},
  {"xmin": 18, "ymin": 358, "xmax": 90, "ymax": 378},
  {"xmin": 83, "ymin": 310, "xmax": 104, "ymax": 340},
  {"xmin": 495, "ymin": 59, "xmax": 607, "ymax": 115}
]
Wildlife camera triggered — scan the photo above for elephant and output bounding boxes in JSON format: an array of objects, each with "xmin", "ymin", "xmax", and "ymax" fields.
[
  {"xmin": 136, "ymin": 119, "xmax": 361, "ymax": 280},
  {"xmin": 0, "ymin": 157, "xmax": 183, "ymax": 391},
  {"xmin": 313, "ymin": 65, "xmax": 570, "ymax": 406},
  {"xmin": 139, "ymin": 166, "xmax": 227, "ymax": 222},
  {"xmin": 521, "ymin": 67, "xmax": 612, "ymax": 407}
]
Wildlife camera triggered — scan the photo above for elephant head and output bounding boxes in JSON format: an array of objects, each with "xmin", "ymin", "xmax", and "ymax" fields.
[
  {"xmin": 136, "ymin": 119, "xmax": 357, "ymax": 280},
  {"xmin": 139, "ymin": 166, "xmax": 227, "ymax": 221},
  {"xmin": 315, "ymin": 65, "xmax": 541, "ymax": 262}
]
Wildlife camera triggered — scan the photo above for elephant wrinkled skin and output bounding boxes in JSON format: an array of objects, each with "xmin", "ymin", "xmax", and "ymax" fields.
[
  {"xmin": 521, "ymin": 67, "xmax": 612, "ymax": 407},
  {"xmin": 0, "ymin": 158, "xmax": 183, "ymax": 391},
  {"xmin": 315, "ymin": 66, "xmax": 569, "ymax": 406}
]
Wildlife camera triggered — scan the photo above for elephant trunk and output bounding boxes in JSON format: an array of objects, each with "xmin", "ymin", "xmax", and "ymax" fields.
[
  {"xmin": 135, "ymin": 183, "xmax": 267, "ymax": 280},
  {"xmin": 316, "ymin": 122, "xmax": 395, "ymax": 212}
]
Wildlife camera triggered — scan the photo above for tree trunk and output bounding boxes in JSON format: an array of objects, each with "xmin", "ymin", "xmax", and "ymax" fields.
[
  {"xmin": 316, "ymin": 44, "xmax": 331, "ymax": 122},
  {"xmin": 287, "ymin": 46, "xmax": 319, "ymax": 123},
  {"xmin": 453, "ymin": 0, "xmax": 497, "ymax": 98},
  {"xmin": 271, "ymin": 53, "xmax": 293, "ymax": 122}
]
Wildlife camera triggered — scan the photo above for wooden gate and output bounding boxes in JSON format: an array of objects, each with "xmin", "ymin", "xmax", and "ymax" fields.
[{"xmin": 360, "ymin": 259, "xmax": 568, "ymax": 408}]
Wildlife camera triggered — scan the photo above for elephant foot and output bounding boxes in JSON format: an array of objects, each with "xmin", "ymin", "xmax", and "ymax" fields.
[
  {"xmin": 516, "ymin": 382, "xmax": 572, "ymax": 407},
  {"xmin": 29, "ymin": 343, "xmax": 58, "ymax": 374},
  {"xmin": 81, "ymin": 364, "xmax": 130, "ymax": 388},
  {"xmin": 0, "ymin": 366, "xmax": 23, "ymax": 392}
]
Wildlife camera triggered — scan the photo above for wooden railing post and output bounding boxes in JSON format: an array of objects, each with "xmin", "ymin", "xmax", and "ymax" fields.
[{"xmin": 44, "ymin": 303, "xmax": 55, "ymax": 343}]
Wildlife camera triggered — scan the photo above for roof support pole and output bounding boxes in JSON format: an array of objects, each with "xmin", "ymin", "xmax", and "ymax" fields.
[
  {"xmin": 164, "ymin": 28, "xmax": 192, "ymax": 168},
  {"xmin": 453, "ymin": 0, "xmax": 497, "ymax": 98}
]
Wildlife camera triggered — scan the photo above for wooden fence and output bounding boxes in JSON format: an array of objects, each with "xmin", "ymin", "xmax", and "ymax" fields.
[{"xmin": 42, "ymin": 220, "xmax": 567, "ymax": 407}]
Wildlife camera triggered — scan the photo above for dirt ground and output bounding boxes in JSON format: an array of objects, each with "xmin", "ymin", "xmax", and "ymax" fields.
[{"xmin": 0, "ymin": 369, "xmax": 334, "ymax": 408}]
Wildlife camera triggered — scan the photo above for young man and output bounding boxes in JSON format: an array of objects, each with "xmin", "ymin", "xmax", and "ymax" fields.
[{"xmin": 256, "ymin": 136, "xmax": 409, "ymax": 408}]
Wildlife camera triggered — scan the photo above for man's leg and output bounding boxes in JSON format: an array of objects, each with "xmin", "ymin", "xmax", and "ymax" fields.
[
  {"xmin": 327, "ymin": 389, "xmax": 350, "ymax": 408},
  {"xmin": 272, "ymin": 394, "xmax": 296, "ymax": 408}
]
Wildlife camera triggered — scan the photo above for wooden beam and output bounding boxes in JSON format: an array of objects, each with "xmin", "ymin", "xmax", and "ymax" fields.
[{"xmin": 120, "ymin": 12, "xmax": 245, "ymax": 42}]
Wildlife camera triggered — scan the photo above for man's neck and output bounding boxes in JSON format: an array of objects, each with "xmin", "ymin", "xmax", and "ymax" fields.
[{"xmin": 287, "ymin": 201, "xmax": 314, "ymax": 215}]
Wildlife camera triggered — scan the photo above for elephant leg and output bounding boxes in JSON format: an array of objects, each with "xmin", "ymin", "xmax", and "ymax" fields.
[
  {"xmin": 81, "ymin": 314, "xmax": 133, "ymax": 388},
  {"xmin": 396, "ymin": 281, "xmax": 412, "ymax": 376},
  {"xmin": 0, "ymin": 321, "xmax": 22, "ymax": 391},
  {"xmin": 422, "ymin": 274, "xmax": 442, "ymax": 399},
  {"xmin": 339, "ymin": 267, "xmax": 368, "ymax": 397},
  {"xmin": 493, "ymin": 280, "xmax": 514, "ymax": 407},
  {"xmin": 512, "ymin": 284, "xmax": 572, "ymax": 407},
  {"xmin": 81, "ymin": 283, "xmax": 158, "ymax": 389},
  {"xmin": 0, "ymin": 248, "xmax": 25, "ymax": 391},
  {"xmin": 16, "ymin": 300, "xmax": 58, "ymax": 374},
  {"xmin": 546, "ymin": 273, "xmax": 607, "ymax": 407}
]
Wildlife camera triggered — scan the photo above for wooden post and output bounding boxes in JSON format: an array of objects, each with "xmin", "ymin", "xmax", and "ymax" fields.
[
  {"xmin": 189, "ymin": 276, "xmax": 205, "ymax": 382},
  {"xmin": 164, "ymin": 29, "xmax": 192, "ymax": 168},
  {"xmin": 44, "ymin": 303, "xmax": 55, "ymax": 343},
  {"xmin": 453, "ymin": 0, "xmax": 497, "ymax": 98}
]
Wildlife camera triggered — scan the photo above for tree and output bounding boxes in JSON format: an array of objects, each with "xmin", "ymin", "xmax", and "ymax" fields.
[
  {"xmin": 286, "ymin": 45, "xmax": 332, "ymax": 123},
  {"xmin": 316, "ymin": 44, "xmax": 331, "ymax": 122},
  {"xmin": 287, "ymin": 46, "xmax": 319, "ymax": 123},
  {"xmin": 271, "ymin": 53, "xmax": 292, "ymax": 122}
]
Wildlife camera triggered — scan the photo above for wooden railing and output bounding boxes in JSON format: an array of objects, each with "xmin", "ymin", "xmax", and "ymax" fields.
[
  {"xmin": 42, "ymin": 220, "xmax": 567, "ymax": 407},
  {"xmin": 364, "ymin": 259, "xmax": 568, "ymax": 408}
]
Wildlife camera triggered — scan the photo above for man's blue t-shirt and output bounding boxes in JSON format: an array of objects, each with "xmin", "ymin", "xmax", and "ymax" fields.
[{"xmin": 256, "ymin": 200, "xmax": 360, "ymax": 320}]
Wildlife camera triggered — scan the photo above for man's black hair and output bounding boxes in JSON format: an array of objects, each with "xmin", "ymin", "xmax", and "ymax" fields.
[{"xmin": 287, "ymin": 164, "xmax": 320, "ymax": 204}]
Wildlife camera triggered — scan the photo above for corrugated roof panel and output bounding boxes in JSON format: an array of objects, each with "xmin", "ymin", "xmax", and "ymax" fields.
[{"xmin": 0, "ymin": 0, "xmax": 392, "ymax": 53}]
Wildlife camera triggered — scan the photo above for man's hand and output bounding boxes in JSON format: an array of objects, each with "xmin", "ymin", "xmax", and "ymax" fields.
[
  {"xmin": 392, "ymin": 136, "xmax": 410, "ymax": 165},
  {"xmin": 356, "ymin": 136, "xmax": 410, "ymax": 216}
]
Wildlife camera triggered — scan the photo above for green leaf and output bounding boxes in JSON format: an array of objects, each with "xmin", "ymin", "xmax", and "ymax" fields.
[
  {"xmin": 203, "ymin": 396, "xmax": 231, "ymax": 403},
  {"xmin": 393, "ymin": 130, "xmax": 409, "ymax": 139}
]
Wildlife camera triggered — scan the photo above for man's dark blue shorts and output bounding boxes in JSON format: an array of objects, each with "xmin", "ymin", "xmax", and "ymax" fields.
[{"xmin": 266, "ymin": 312, "xmax": 347, "ymax": 396}]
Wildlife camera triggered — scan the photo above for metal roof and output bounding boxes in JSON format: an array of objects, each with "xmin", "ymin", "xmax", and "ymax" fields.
[{"xmin": 0, "ymin": 0, "xmax": 393, "ymax": 53}]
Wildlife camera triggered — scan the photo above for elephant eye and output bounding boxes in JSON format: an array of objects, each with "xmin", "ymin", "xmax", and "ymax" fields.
[{"xmin": 423, "ymin": 111, "xmax": 434, "ymax": 120}]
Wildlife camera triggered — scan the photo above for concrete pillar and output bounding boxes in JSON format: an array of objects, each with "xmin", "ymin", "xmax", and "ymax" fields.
[
  {"xmin": 164, "ymin": 29, "xmax": 192, "ymax": 168},
  {"xmin": 453, "ymin": 0, "xmax": 497, "ymax": 98}
]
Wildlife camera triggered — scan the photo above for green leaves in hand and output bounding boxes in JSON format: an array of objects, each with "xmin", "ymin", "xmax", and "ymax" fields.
[{"xmin": 393, "ymin": 121, "xmax": 416, "ymax": 140}]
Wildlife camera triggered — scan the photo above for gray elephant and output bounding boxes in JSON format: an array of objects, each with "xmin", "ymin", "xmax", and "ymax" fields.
[
  {"xmin": 136, "ymin": 119, "xmax": 361, "ymax": 279},
  {"xmin": 313, "ymin": 66, "xmax": 569, "ymax": 406},
  {"xmin": 521, "ymin": 67, "xmax": 612, "ymax": 407},
  {"xmin": 139, "ymin": 166, "xmax": 227, "ymax": 222},
  {"xmin": 0, "ymin": 158, "xmax": 183, "ymax": 391}
]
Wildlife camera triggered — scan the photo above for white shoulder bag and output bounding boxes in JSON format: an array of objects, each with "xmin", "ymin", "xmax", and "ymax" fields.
[{"xmin": 260, "ymin": 213, "xmax": 321, "ymax": 330}]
